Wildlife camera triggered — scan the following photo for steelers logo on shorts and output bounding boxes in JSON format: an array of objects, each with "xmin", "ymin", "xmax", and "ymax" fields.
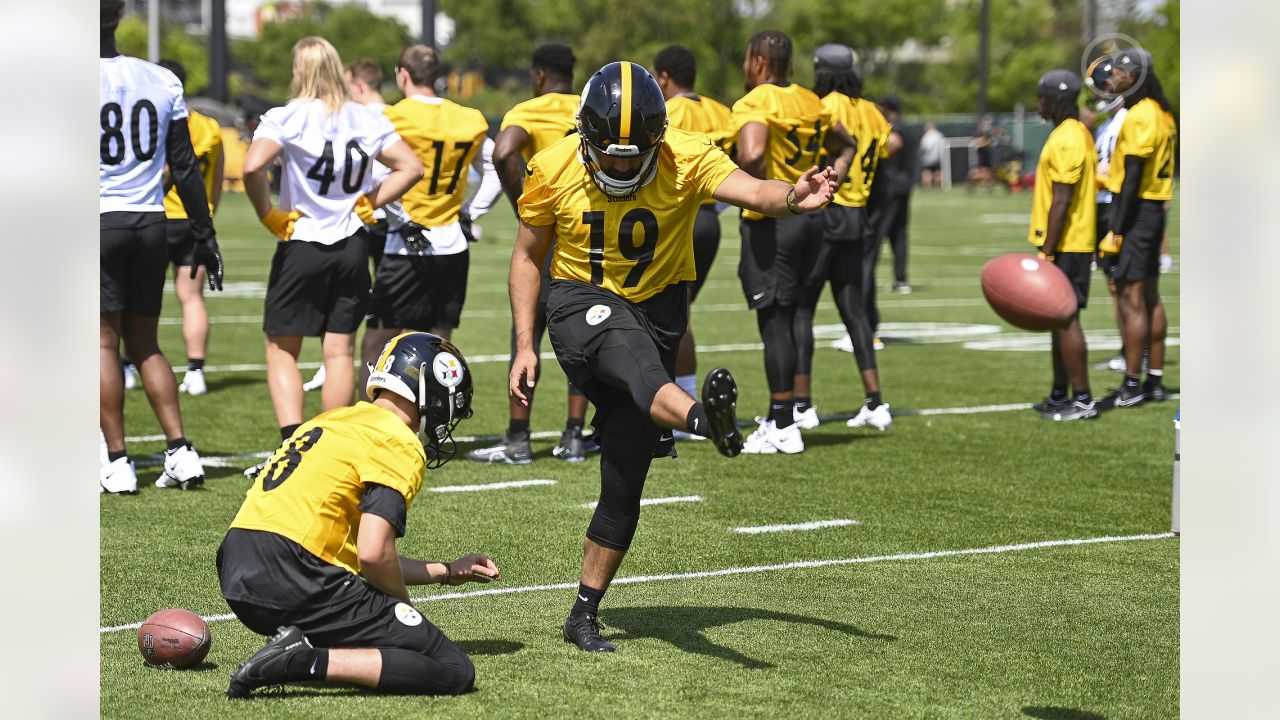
[
  {"xmin": 394, "ymin": 602, "xmax": 424, "ymax": 627},
  {"xmin": 585, "ymin": 304, "xmax": 612, "ymax": 326},
  {"xmin": 433, "ymin": 352, "xmax": 464, "ymax": 388}
]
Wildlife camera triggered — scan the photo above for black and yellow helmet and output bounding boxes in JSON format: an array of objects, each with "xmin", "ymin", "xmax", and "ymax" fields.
[
  {"xmin": 366, "ymin": 332, "xmax": 474, "ymax": 466},
  {"xmin": 576, "ymin": 61, "xmax": 668, "ymax": 197}
]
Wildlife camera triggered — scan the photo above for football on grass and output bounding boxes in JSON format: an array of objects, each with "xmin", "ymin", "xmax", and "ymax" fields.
[
  {"xmin": 137, "ymin": 608, "xmax": 211, "ymax": 669},
  {"xmin": 980, "ymin": 253, "xmax": 1077, "ymax": 331}
]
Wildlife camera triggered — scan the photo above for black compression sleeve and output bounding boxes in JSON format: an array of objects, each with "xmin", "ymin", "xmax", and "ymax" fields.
[
  {"xmin": 1112, "ymin": 155, "xmax": 1146, "ymax": 236},
  {"xmin": 359, "ymin": 484, "xmax": 408, "ymax": 537},
  {"xmin": 165, "ymin": 118, "xmax": 215, "ymax": 245}
]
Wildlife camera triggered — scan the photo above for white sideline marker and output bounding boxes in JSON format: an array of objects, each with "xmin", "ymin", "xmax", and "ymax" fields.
[
  {"xmin": 733, "ymin": 519, "xmax": 859, "ymax": 534},
  {"xmin": 430, "ymin": 479, "xmax": 556, "ymax": 493},
  {"xmin": 583, "ymin": 495, "xmax": 703, "ymax": 510},
  {"xmin": 99, "ymin": 532, "xmax": 1174, "ymax": 634}
]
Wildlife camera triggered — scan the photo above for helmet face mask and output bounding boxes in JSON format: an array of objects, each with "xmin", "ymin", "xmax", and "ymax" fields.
[
  {"xmin": 576, "ymin": 61, "xmax": 668, "ymax": 198},
  {"xmin": 366, "ymin": 332, "xmax": 474, "ymax": 468}
]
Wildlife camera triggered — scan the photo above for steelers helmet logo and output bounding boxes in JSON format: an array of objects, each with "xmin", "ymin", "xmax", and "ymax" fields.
[
  {"xmin": 433, "ymin": 351, "xmax": 464, "ymax": 388},
  {"xmin": 586, "ymin": 304, "xmax": 612, "ymax": 326}
]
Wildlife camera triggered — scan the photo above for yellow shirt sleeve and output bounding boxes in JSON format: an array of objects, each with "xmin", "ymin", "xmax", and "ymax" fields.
[
  {"xmin": 689, "ymin": 137, "xmax": 741, "ymax": 198},
  {"xmin": 1045, "ymin": 131, "xmax": 1086, "ymax": 185},
  {"xmin": 517, "ymin": 159, "xmax": 557, "ymax": 227},
  {"xmin": 731, "ymin": 93, "xmax": 771, "ymax": 133},
  {"xmin": 357, "ymin": 434, "xmax": 424, "ymax": 511},
  {"xmin": 1116, "ymin": 102, "xmax": 1157, "ymax": 159}
]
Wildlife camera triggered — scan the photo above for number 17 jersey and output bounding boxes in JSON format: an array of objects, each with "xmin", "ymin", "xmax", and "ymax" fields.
[{"xmin": 254, "ymin": 99, "xmax": 402, "ymax": 244}]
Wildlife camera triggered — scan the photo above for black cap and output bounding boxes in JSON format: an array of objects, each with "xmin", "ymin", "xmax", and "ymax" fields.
[
  {"xmin": 1037, "ymin": 69, "xmax": 1081, "ymax": 99},
  {"xmin": 813, "ymin": 43, "xmax": 857, "ymax": 71},
  {"xmin": 1112, "ymin": 47, "xmax": 1152, "ymax": 73}
]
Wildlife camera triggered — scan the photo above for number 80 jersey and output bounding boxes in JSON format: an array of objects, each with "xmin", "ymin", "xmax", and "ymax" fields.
[
  {"xmin": 99, "ymin": 56, "xmax": 188, "ymax": 213},
  {"xmin": 519, "ymin": 128, "xmax": 741, "ymax": 303},
  {"xmin": 254, "ymin": 99, "xmax": 403, "ymax": 244}
]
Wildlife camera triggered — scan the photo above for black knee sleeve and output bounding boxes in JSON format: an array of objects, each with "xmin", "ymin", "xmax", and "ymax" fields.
[
  {"xmin": 592, "ymin": 329, "xmax": 670, "ymax": 414},
  {"xmin": 756, "ymin": 304, "xmax": 797, "ymax": 393},
  {"xmin": 585, "ymin": 410, "xmax": 654, "ymax": 551},
  {"xmin": 377, "ymin": 644, "xmax": 475, "ymax": 696}
]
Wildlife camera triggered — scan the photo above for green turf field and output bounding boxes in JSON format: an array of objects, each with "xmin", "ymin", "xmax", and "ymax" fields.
[{"xmin": 101, "ymin": 187, "xmax": 1179, "ymax": 718}]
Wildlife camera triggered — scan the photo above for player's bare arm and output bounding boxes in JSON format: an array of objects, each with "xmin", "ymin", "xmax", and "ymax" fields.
[
  {"xmin": 493, "ymin": 125, "xmax": 532, "ymax": 214},
  {"xmin": 370, "ymin": 139, "xmax": 424, "ymax": 209},
  {"xmin": 357, "ymin": 513, "xmax": 411, "ymax": 602},
  {"xmin": 823, "ymin": 121, "xmax": 858, "ymax": 183},
  {"xmin": 736, "ymin": 121, "xmax": 768, "ymax": 178},
  {"xmin": 1040, "ymin": 182, "xmax": 1074, "ymax": 258},
  {"xmin": 508, "ymin": 221, "xmax": 554, "ymax": 405},
  {"xmin": 712, "ymin": 166, "xmax": 838, "ymax": 216}
]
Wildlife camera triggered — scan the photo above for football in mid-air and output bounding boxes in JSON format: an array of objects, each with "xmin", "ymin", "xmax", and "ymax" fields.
[
  {"xmin": 137, "ymin": 608, "xmax": 211, "ymax": 669},
  {"xmin": 980, "ymin": 253, "xmax": 1078, "ymax": 331}
]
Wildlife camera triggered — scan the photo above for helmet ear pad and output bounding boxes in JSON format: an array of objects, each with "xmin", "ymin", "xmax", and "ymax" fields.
[{"xmin": 364, "ymin": 332, "xmax": 474, "ymax": 466}]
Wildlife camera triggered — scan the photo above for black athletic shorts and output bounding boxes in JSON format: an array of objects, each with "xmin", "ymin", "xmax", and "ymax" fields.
[
  {"xmin": 1052, "ymin": 252, "xmax": 1093, "ymax": 310},
  {"xmin": 368, "ymin": 252, "xmax": 469, "ymax": 331},
  {"xmin": 165, "ymin": 218, "xmax": 198, "ymax": 267},
  {"xmin": 263, "ymin": 231, "xmax": 370, "ymax": 336},
  {"xmin": 101, "ymin": 211, "xmax": 167, "ymax": 315},
  {"xmin": 1111, "ymin": 200, "xmax": 1165, "ymax": 282},
  {"xmin": 738, "ymin": 213, "xmax": 815, "ymax": 309},
  {"xmin": 690, "ymin": 204, "xmax": 721, "ymax": 302},
  {"xmin": 546, "ymin": 280, "xmax": 686, "ymax": 434}
]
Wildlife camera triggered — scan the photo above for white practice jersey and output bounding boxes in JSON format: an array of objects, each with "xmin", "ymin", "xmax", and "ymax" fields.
[
  {"xmin": 99, "ymin": 56, "xmax": 188, "ymax": 213},
  {"xmin": 255, "ymin": 99, "xmax": 402, "ymax": 244},
  {"xmin": 1094, "ymin": 107, "xmax": 1126, "ymax": 205}
]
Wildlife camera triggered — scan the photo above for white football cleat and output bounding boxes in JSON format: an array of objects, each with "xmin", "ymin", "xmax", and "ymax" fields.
[
  {"xmin": 847, "ymin": 402, "xmax": 893, "ymax": 431},
  {"xmin": 122, "ymin": 362, "xmax": 140, "ymax": 390},
  {"xmin": 793, "ymin": 406, "xmax": 820, "ymax": 430},
  {"xmin": 740, "ymin": 419, "xmax": 804, "ymax": 454},
  {"xmin": 99, "ymin": 429, "xmax": 109, "ymax": 470},
  {"xmin": 100, "ymin": 456, "xmax": 138, "ymax": 494},
  {"xmin": 156, "ymin": 443, "xmax": 205, "ymax": 490},
  {"xmin": 179, "ymin": 368, "xmax": 208, "ymax": 396},
  {"xmin": 302, "ymin": 365, "xmax": 326, "ymax": 392}
]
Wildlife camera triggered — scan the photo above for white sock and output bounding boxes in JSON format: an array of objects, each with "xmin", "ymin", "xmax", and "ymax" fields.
[
  {"xmin": 676, "ymin": 373, "xmax": 698, "ymax": 398},
  {"xmin": 1148, "ymin": 368, "xmax": 1164, "ymax": 377}
]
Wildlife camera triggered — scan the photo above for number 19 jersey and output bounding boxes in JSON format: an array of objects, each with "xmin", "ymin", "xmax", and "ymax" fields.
[
  {"xmin": 254, "ymin": 99, "xmax": 402, "ymax": 244},
  {"xmin": 519, "ymin": 128, "xmax": 740, "ymax": 302},
  {"xmin": 731, "ymin": 82, "xmax": 831, "ymax": 220},
  {"xmin": 99, "ymin": 56, "xmax": 188, "ymax": 213},
  {"xmin": 229, "ymin": 402, "xmax": 427, "ymax": 576}
]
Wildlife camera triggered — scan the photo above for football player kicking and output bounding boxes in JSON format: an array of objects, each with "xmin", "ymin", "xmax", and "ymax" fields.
[
  {"xmin": 219, "ymin": 333, "xmax": 500, "ymax": 698},
  {"xmin": 1027, "ymin": 70, "xmax": 1099, "ymax": 421},
  {"xmin": 510, "ymin": 62, "xmax": 838, "ymax": 652}
]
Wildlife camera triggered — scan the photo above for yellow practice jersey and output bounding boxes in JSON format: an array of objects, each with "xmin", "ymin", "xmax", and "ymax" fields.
[
  {"xmin": 386, "ymin": 97, "xmax": 489, "ymax": 227},
  {"xmin": 163, "ymin": 109, "xmax": 222, "ymax": 219},
  {"xmin": 1104, "ymin": 97, "xmax": 1176, "ymax": 200},
  {"xmin": 229, "ymin": 402, "xmax": 427, "ymax": 576},
  {"xmin": 822, "ymin": 92, "xmax": 890, "ymax": 208},
  {"xmin": 499, "ymin": 92, "xmax": 580, "ymax": 163},
  {"xmin": 731, "ymin": 82, "xmax": 830, "ymax": 220},
  {"xmin": 666, "ymin": 94, "xmax": 734, "ymax": 152},
  {"xmin": 1028, "ymin": 118, "xmax": 1097, "ymax": 253},
  {"xmin": 519, "ymin": 128, "xmax": 740, "ymax": 302}
]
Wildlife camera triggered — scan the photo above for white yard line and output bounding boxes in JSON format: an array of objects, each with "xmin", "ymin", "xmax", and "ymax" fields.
[
  {"xmin": 583, "ymin": 495, "xmax": 703, "ymax": 510},
  {"xmin": 430, "ymin": 479, "xmax": 556, "ymax": 493},
  {"xmin": 733, "ymin": 519, "xmax": 860, "ymax": 534},
  {"xmin": 99, "ymin": 531, "xmax": 1175, "ymax": 634}
]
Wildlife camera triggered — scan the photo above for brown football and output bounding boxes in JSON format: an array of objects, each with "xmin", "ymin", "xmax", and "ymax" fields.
[
  {"xmin": 137, "ymin": 608, "xmax": 211, "ymax": 669},
  {"xmin": 980, "ymin": 253, "xmax": 1078, "ymax": 331}
]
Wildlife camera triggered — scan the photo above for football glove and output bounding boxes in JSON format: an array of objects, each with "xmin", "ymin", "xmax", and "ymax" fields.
[
  {"xmin": 191, "ymin": 239, "xmax": 224, "ymax": 291},
  {"xmin": 459, "ymin": 208, "xmax": 477, "ymax": 243},
  {"xmin": 261, "ymin": 208, "xmax": 302, "ymax": 241},
  {"xmin": 400, "ymin": 220, "xmax": 431, "ymax": 253},
  {"xmin": 1099, "ymin": 231, "xmax": 1124, "ymax": 257},
  {"xmin": 354, "ymin": 195, "xmax": 377, "ymax": 225}
]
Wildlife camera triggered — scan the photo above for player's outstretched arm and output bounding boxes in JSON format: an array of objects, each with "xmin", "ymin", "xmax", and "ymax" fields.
[
  {"xmin": 509, "ymin": 222, "xmax": 553, "ymax": 406},
  {"xmin": 712, "ymin": 166, "xmax": 838, "ymax": 217}
]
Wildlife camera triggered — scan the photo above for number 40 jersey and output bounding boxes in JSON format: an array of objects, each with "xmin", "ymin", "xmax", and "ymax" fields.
[
  {"xmin": 254, "ymin": 98, "xmax": 403, "ymax": 244},
  {"xmin": 99, "ymin": 56, "xmax": 188, "ymax": 213}
]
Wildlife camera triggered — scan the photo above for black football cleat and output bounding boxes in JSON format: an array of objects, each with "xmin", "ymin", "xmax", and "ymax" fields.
[
  {"xmin": 1032, "ymin": 395, "xmax": 1070, "ymax": 413},
  {"xmin": 701, "ymin": 368, "xmax": 743, "ymax": 458},
  {"xmin": 563, "ymin": 612, "xmax": 616, "ymax": 652},
  {"xmin": 1143, "ymin": 380, "xmax": 1168, "ymax": 403},
  {"xmin": 1098, "ymin": 385, "xmax": 1146, "ymax": 411},
  {"xmin": 226, "ymin": 626, "xmax": 312, "ymax": 699},
  {"xmin": 1041, "ymin": 399, "xmax": 1100, "ymax": 421}
]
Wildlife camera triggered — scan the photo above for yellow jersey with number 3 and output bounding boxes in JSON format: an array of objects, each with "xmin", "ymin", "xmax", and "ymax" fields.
[
  {"xmin": 1104, "ymin": 97, "xmax": 1176, "ymax": 200},
  {"xmin": 731, "ymin": 82, "xmax": 830, "ymax": 220},
  {"xmin": 229, "ymin": 402, "xmax": 426, "ymax": 576},
  {"xmin": 385, "ymin": 97, "xmax": 489, "ymax": 227},
  {"xmin": 821, "ymin": 93, "xmax": 890, "ymax": 208},
  {"xmin": 163, "ymin": 109, "xmax": 223, "ymax": 219},
  {"xmin": 519, "ymin": 128, "xmax": 740, "ymax": 302},
  {"xmin": 499, "ymin": 93, "xmax": 580, "ymax": 163},
  {"xmin": 1028, "ymin": 118, "xmax": 1097, "ymax": 253}
]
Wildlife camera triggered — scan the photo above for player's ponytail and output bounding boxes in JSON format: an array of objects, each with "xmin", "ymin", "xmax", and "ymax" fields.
[{"xmin": 291, "ymin": 37, "xmax": 351, "ymax": 115}]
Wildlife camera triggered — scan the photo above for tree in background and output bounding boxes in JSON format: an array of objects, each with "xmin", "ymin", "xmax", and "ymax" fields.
[{"xmin": 115, "ymin": 15, "xmax": 210, "ymax": 94}]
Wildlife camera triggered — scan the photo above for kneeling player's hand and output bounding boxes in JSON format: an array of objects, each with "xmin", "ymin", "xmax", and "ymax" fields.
[
  {"xmin": 509, "ymin": 349, "xmax": 539, "ymax": 406},
  {"xmin": 793, "ymin": 166, "xmax": 839, "ymax": 211},
  {"xmin": 446, "ymin": 554, "xmax": 501, "ymax": 585},
  {"xmin": 353, "ymin": 195, "xmax": 377, "ymax": 225},
  {"xmin": 261, "ymin": 208, "xmax": 303, "ymax": 241},
  {"xmin": 192, "ymin": 240, "xmax": 225, "ymax": 291}
]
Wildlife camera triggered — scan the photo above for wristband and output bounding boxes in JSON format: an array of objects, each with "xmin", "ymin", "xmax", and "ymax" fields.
[{"xmin": 785, "ymin": 187, "xmax": 802, "ymax": 215}]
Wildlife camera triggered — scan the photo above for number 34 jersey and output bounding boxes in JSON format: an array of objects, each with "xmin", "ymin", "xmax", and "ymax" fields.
[
  {"xmin": 99, "ymin": 56, "xmax": 188, "ymax": 213},
  {"xmin": 731, "ymin": 82, "xmax": 831, "ymax": 220},
  {"xmin": 230, "ymin": 402, "xmax": 427, "ymax": 576},
  {"xmin": 519, "ymin": 128, "xmax": 741, "ymax": 303},
  {"xmin": 254, "ymin": 98, "xmax": 403, "ymax": 244}
]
